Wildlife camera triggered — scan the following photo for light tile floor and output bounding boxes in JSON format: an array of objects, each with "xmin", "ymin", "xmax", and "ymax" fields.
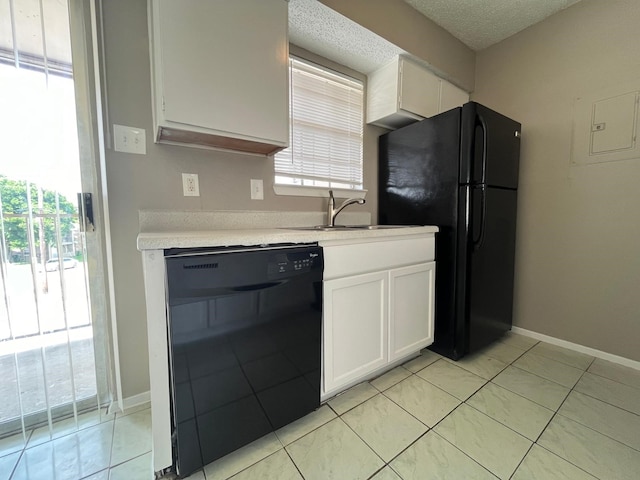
[{"xmin": 2, "ymin": 333, "xmax": 639, "ymax": 479}]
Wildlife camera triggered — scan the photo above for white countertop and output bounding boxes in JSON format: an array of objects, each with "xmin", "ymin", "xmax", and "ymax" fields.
[
  {"xmin": 136, "ymin": 210, "xmax": 438, "ymax": 250},
  {"xmin": 137, "ymin": 225, "xmax": 438, "ymax": 250}
]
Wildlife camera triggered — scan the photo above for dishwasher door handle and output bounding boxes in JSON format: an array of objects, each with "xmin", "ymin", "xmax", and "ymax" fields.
[
  {"xmin": 168, "ymin": 281, "xmax": 284, "ymax": 303},
  {"xmin": 231, "ymin": 281, "xmax": 283, "ymax": 292}
]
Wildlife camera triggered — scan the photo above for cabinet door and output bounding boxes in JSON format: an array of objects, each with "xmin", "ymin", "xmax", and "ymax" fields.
[
  {"xmin": 398, "ymin": 58, "xmax": 440, "ymax": 119},
  {"xmin": 439, "ymin": 81, "xmax": 469, "ymax": 113},
  {"xmin": 389, "ymin": 262, "xmax": 435, "ymax": 362},
  {"xmin": 154, "ymin": 0, "xmax": 288, "ymax": 145},
  {"xmin": 323, "ymin": 272, "xmax": 388, "ymax": 395}
]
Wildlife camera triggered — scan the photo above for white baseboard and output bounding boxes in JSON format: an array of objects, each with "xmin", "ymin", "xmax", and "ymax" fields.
[
  {"xmin": 108, "ymin": 391, "xmax": 151, "ymax": 415},
  {"xmin": 511, "ymin": 326, "xmax": 640, "ymax": 371},
  {"xmin": 123, "ymin": 391, "xmax": 151, "ymax": 411}
]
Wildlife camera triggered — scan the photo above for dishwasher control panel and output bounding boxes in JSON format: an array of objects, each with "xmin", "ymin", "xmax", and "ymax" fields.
[{"xmin": 268, "ymin": 249, "xmax": 322, "ymax": 277}]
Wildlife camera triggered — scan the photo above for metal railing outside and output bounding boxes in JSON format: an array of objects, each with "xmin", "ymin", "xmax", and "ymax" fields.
[{"xmin": 0, "ymin": 186, "xmax": 99, "ymax": 439}]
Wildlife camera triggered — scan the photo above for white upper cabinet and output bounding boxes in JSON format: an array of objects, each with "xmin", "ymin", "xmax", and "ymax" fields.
[
  {"xmin": 148, "ymin": 0, "xmax": 289, "ymax": 155},
  {"xmin": 439, "ymin": 80, "xmax": 470, "ymax": 114},
  {"xmin": 367, "ymin": 56, "xmax": 469, "ymax": 129},
  {"xmin": 397, "ymin": 58, "xmax": 441, "ymax": 121}
]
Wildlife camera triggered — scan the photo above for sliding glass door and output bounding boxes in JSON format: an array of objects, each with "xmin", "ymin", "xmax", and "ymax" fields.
[{"xmin": 0, "ymin": 0, "xmax": 114, "ymax": 444}]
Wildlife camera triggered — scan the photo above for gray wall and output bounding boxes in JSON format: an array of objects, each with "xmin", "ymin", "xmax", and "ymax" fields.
[
  {"xmin": 101, "ymin": 0, "xmax": 389, "ymax": 399},
  {"xmin": 473, "ymin": 0, "xmax": 640, "ymax": 361}
]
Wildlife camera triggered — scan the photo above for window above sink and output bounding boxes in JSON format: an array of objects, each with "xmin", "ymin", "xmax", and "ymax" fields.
[{"xmin": 274, "ymin": 56, "xmax": 365, "ymax": 197}]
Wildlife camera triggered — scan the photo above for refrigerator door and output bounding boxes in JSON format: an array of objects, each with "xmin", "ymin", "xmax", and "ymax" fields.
[
  {"xmin": 460, "ymin": 102, "xmax": 521, "ymax": 188},
  {"xmin": 379, "ymin": 109, "xmax": 462, "ymax": 356},
  {"xmin": 466, "ymin": 186, "xmax": 518, "ymax": 352}
]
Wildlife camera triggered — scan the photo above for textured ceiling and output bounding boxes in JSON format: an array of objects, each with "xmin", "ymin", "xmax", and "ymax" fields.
[
  {"xmin": 288, "ymin": 0, "xmax": 405, "ymax": 74},
  {"xmin": 289, "ymin": 0, "xmax": 586, "ymax": 75},
  {"xmin": 404, "ymin": 0, "xmax": 583, "ymax": 51}
]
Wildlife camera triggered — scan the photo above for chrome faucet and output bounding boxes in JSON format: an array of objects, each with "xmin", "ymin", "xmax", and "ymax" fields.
[{"xmin": 326, "ymin": 190, "xmax": 366, "ymax": 227}]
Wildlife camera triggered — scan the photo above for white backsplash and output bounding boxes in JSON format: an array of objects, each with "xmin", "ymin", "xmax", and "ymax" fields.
[{"xmin": 138, "ymin": 209, "xmax": 372, "ymax": 233}]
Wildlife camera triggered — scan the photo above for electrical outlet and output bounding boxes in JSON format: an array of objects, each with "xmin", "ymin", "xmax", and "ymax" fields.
[
  {"xmin": 250, "ymin": 179, "xmax": 264, "ymax": 200},
  {"xmin": 113, "ymin": 124, "xmax": 146, "ymax": 154},
  {"xmin": 182, "ymin": 173, "xmax": 200, "ymax": 197}
]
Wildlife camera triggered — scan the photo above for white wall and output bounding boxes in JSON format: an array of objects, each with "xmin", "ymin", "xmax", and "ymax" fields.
[{"xmin": 473, "ymin": 0, "xmax": 640, "ymax": 361}]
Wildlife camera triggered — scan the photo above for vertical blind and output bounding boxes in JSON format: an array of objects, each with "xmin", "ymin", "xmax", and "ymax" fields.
[
  {"xmin": 0, "ymin": 0, "xmax": 107, "ymax": 443},
  {"xmin": 274, "ymin": 57, "xmax": 364, "ymax": 190}
]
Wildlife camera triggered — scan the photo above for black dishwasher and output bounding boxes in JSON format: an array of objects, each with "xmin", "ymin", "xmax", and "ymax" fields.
[{"xmin": 165, "ymin": 244, "xmax": 323, "ymax": 477}]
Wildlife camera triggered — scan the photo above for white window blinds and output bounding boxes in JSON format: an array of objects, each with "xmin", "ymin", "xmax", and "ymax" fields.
[{"xmin": 274, "ymin": 57, "xmax": 364, "ymax": 190}]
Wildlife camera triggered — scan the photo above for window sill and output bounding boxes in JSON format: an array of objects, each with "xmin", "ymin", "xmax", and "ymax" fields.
[{"xmin": 273, "ymin": 184, "xmax": 368, "ymax": 199}]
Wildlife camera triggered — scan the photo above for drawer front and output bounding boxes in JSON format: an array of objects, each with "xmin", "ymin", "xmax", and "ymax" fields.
[{"xmin": 322, "ymin": 235, "xmax": 435, "ymax": 280}]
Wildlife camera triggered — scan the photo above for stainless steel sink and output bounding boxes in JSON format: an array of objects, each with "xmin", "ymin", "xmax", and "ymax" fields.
[
  {"xmin": 284, "ymin": 225, "xmax": 415, "ymax": 232},
  {"xmin": 283, "ymin": 225, "xmax": 356, "ymax": 232},
  {"xmin": 346, "ymin": 225, "xmax": 414, "ymax": 230}
]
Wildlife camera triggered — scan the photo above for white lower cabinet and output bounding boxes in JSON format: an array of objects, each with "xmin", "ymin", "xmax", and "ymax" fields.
[{"xmin": 321, "ymin": 236, "xmax": 436, "ymax": 399}]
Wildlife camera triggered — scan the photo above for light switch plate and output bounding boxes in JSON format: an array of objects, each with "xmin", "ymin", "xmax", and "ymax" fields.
[
  {"xmin": 250, "ymin": 179, "xmax": 264, "ymax": 200},
  {"xmin": 113, "ymin": 124, "xmax": 146, "ymax": 154}
]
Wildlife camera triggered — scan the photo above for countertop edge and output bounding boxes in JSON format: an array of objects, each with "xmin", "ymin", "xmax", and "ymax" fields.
[{"xmin": 137, "ymin": 226, "xmax": 439, "ymax": 251}]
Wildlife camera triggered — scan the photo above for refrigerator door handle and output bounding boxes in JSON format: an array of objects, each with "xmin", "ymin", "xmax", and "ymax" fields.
[
  {"xmin": 478, "ymin": 114, "xmax": 488, "ymax": 185},
  {"xmin": 471, "ymin": 114, "xmax": 488, "ymax": 251},
  {"xmin": 472, "ymin": 184, "xmax": 487, "ymax": 251}
]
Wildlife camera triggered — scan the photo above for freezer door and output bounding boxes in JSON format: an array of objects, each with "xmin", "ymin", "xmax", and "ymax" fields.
[
  {"xmin": 378, "ymin": 107, "xmax": 461, "ymax": 227},
  {"xmin": 460, "ymin": 102, "xmax": 521, "ymax": 188},
  {"xmin": 466, "ymin": 187, "xmax": 518, "ymax": 352}
]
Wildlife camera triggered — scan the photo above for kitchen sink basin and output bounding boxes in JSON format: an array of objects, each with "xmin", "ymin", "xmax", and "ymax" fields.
[
  {"xmin": 284, "ymin": 225, "xmax": 415, "ymax": 231},
  {"xmin": 349, "ymin": 225, "xmax": 414, "ymax": 230}
]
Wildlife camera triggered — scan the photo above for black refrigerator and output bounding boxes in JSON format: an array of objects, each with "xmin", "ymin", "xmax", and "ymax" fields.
[{"xmin": 379, "ymin": 102, "xmax": 521, "ymax": 360}]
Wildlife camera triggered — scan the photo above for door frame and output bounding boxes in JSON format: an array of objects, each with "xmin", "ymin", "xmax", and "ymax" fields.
[{"xmin": 68, "ymin": 0, "xmax": 123, "ymax": 412}]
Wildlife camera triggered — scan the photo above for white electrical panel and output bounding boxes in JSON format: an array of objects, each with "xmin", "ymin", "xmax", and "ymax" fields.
[
  {"xmin": 572, "ymin": 81, "xmax": 639, "ymax": 165},
  {"xmin": 591, "ymin": 92, "xmax": 637, "ymax": 154}
]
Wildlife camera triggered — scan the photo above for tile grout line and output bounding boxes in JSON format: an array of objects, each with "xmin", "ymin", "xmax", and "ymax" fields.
[
  {"xmin": 282, "ymin": 443, "xmax": 306, "ymax": 480},
  {"xmin": 531, "ymin": 443, "xmax": 603, "ymax": 480},
  {"xmin": 491, "ymin": 340, "xmax": 565, "ymax": 479},
  {"xmin": 532, "ymin": 362, "xmax": 603, "ymax": 478},
  {"xmin": 448, "ymin": 340, "xmax": 571, "ymax": 479},
  {"xmin": 367, "ymin": 351, "xmax": 525, "ymax": 478},
  {"xmin": 7, "ymin": 428, "xmax": 33, "ymax": 480},
  {"xmin": 586, "ymin": 369, "xmax": 640, "ymax": 391},
  {"xmin": 382, "ymin": 344, "xmax": 538, "ymax": 478},
  {"xmin": 290, "ymin": 355, "xmax": 445, "ymax": 478},
  {"xmin": 572, "ymin": 374, "xmax": 640, "ymax": 416},
  {"xmin": 510, "ymin": 345, "xmax": 605, "ymax": 479},
  {"xmin": 507, "ymin": 442, "xmax": 536, "ymax": 480},
  {"xmin": 375, "ymin": 396, "xmax": 495, "ymax": 477},
  {"xmin": 555, "ymin": 365, "xmax": 640, "ymax": 453},
  {"xmin": 108, "ymin": 449, "xmax": 153, "ymax": 470}
]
